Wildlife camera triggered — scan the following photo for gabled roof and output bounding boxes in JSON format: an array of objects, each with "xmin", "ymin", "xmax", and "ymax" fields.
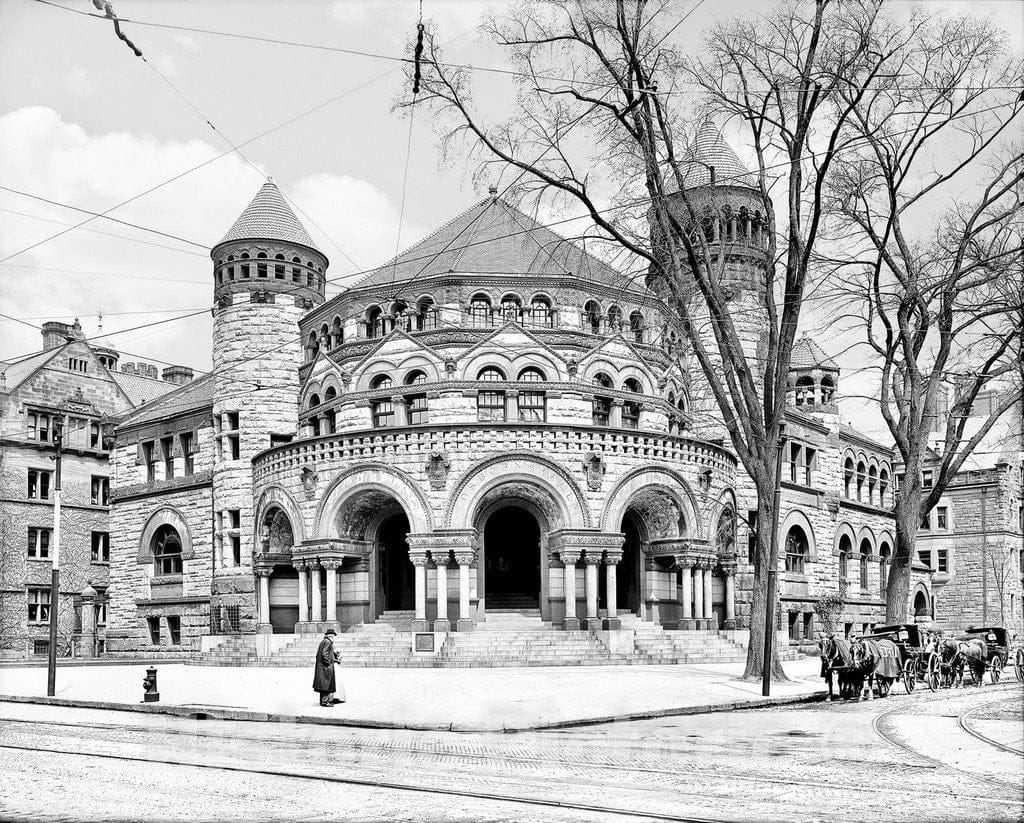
[
  {"xmin": 216, "ymin": 181, "xmax": 321, "ymax": 253},
  {"xmin": 0, "ymin": 348, "xmax": 61, "ymax": 391},
  {"xmin": 791, "ymin": 336, "xmax": 839, "ymax": 370},
  {"xmin": 111, "ymin": 370, "xmax": 178, "ymax": 407},
  {"xmin": 116, "ymin": 372, "xmax": 216, "ymax": 429},
  {"xmin": 349, "ymin": 196, "xmax": 630, "ymax": 292},
  {"xmin": 458, "ymin": 320, "xmax": 566, "ymax": 367},
  {"xmin": 669, "ymin": 121, "xmax": 756, "ymax": 191}
]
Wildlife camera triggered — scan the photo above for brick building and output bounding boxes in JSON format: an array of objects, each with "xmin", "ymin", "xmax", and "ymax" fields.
[{"xmin": 0, "ymin": 320, "xmax": 186, "ymax": 658}]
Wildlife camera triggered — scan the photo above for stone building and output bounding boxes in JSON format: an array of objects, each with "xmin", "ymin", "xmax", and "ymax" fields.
[
  {"xmin": 908, "ymin": 391, "xmax": 1023, "ymax": 634},
  {"xmin": 104, "ymin": 131, "xmax": 914, "ymax": 664},
  {"xmin": 0, "ymin": 319, "xmax": 185, "ymax": 658}
]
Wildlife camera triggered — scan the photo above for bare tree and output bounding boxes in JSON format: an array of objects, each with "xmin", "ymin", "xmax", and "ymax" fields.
[
  {"xmin": 413, "ymin": 0, "xmax": 938, "ymax": 679},
  {"xmin": 822, "ymin": 10, "xmax": 1023, "ymax": 620}
]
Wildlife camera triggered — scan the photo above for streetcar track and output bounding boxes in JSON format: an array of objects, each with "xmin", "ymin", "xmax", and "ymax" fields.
[
  {"xmin": 0, "ymin": 740, "xmax": 719, "ymax": 823},
  {"xmin": 957, "ymin": 701, "xmax": 1024, "ymax": 757},
  {"xmin": 2, "ymin": 714, "xmax": 1020, "ymax": 806}
]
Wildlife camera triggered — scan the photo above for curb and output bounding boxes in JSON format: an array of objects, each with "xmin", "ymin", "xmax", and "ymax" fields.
[{"xmin": 0, "ymin": 689, "xmax": 826, "ymax": 733}]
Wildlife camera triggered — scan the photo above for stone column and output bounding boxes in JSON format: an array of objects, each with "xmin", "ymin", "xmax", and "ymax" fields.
[
  {"xmin": 584, "ymin": 553, "xmax": 602, "ymax": 630},
  {"xmin": 410, "ymin": 553, "xmax": 429, "ymax": 632},
  {"xmin": 309, "ymin": 562, "xmax": 323, "ymax": 626},
  {"xmin": 79, "ymin": 585, "xmax": 97, "ymax": 658},
  {"xmin": 506, "ymin": 389, "xmax": 519, "ymax": 422},
  {"xmin": 391, "ymin": 395, "xmax": 408, "ymax": 427},
  {"xmin": 703, "ymin": 563, "xmax": 714, "ymax": 627},
  {"xmin": 561, "ymin": 550, "xmax": 581, "ymax": 630},
  {"xmin": 295, "ymin": 561, "xmax": 309, "ymax": 629},
  {"xmin": 609, "ymin": 399, "xmax": 624, "ymax": 428},
  {"xmin": 692, "ymin": 561, "xmax": 704, "ymax": 630},
  {"xmin": 433, "ymin": 553, "xmax": 450, "ymax": 632},
  {"xmin": 604, "ymin": 552, "xmax": 622, "ymax": 629},
  {"xmin": 257, "ymin": 570, "xmax": 271, "ymax": 627},
  {"xmin": 677, "ymin": 559, "xmax": 694, "ymax": 630},
  {"xmin": 723, "ymin": 564, "xmax": 737, "ymax": 629},
  {"xmin": 455, "ymin": 551, "xmax": 475, "ymax": 632},
  {"xmin": 323, "ymin": 560, "xmax": 339, "ymax": 625}
]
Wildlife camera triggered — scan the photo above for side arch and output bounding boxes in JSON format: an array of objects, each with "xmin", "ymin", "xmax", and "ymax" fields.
[
  {"xmin": 314, "ymin": 463, "xmax": 433, "ymax": 537},
  {"xmin": 780, "ymin": 508, "xmax": 817, "ymax": 560},
  {"xmin": 254, "ymin": 485, "xmax": 307, "ymax": 546},
  {"xmin": 601, "ymin": 466, "xmax": 702, "ymax": 538},
  {"xmin": 834, "ymin": 521, "xmax": 857, "ymax": 554},
  {"xmin": 444, "ymin": 453, "xmax": 590, "ymax": 529}
]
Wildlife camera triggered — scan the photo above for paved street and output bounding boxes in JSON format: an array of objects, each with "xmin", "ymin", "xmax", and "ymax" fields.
[{"xmin": 1, "ymin": 682, "xmax": 1021, "ymax": 821}]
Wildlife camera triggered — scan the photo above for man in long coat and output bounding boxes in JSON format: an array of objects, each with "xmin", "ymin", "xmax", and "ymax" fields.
[{"xmin": 312, "ymin": 629, "xmax": 345, "ymax": 706}]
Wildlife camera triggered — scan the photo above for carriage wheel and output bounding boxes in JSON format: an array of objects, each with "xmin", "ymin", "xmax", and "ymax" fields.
[
  {"xmin": 1016, "ymin": 649, "xmax": 1024, "ymax": 683},
  {"xmin": 990, "ymin": 656, "xmax": 1002, "ymax": 685},
  {"xmin": 903, "ymin": 658, "xmax": 916, "ymax": 694},
  {"xmin": 926, "ymin": 652, "xmax": 941, "ymax": 693}
]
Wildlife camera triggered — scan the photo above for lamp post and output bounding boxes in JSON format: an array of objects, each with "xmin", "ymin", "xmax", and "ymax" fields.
[
  {"xmin": 46, "ymin": 416, "xmax": 64, "ymax": 696},
  {"xmin": 762, "ymin": 422, "xmax": 786, "ymax": 697}
]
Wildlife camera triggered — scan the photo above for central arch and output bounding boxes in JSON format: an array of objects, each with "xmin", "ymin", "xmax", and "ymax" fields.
[{"xmin": 482, "ymin": 505, "xmax": 542, "ymax": 609}]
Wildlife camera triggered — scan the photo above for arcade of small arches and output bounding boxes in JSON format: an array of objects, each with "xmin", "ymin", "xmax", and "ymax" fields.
[
  {"xmin": 302, "ymin": 292, "xmax": 673, "ymax": 362},
  {"xmin": 215, "ymin": 252, "xmax": 325, "ymax": 291},
  {"xmin": 249, "ymin": 477, "xmax": 740, "ymax": 634},
  {"xmin": 842, "ymin": 452, "xmax": 893, "ymax": 508},
  {"xmin": 791, "ymin": 372, "xmax": 837, "ymax": 407}
]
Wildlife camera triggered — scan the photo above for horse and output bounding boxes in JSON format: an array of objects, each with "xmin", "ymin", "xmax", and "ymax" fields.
[
  {"xmin": 819, "ymin": 635, "xmax": 855, "ymax": 701},
  {"xmin": 958, "ymin": 637, "xmax": 988, "ymax": 685},
  {"xmin": 849, "ymin": 636, "xmax": 901, "ymax": 700},
  {"xmin": 937, "ymin": 638, "xmax": 964, "ymax": 688}
]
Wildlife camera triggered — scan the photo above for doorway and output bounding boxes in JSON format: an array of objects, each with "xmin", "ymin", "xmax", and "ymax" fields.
[
  {"xmin": 378, "ymin": 512, "xmax": 413, "ymax": 612},
  {"xmin": 483, "ymin": 505, "xmax": 541, "ymax": 609}
]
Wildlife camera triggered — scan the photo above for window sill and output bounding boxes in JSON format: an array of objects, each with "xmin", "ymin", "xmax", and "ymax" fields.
[
  {"xmin": 27, "ymin": 557, "xmax": 52, "ymax": 563},
  {"xmin": 153, "ymin": 574, "xmax": 183, "ymax": 583},
  {"xmin": 91, "ymin": 561, "xmax": 110, "ymax": 567}
]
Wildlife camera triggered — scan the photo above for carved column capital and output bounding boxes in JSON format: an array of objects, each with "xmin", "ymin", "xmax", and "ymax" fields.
[
  {"xmin": 673, "ymin": 555, "xmax": 692, "ymax": 571},
  {"xmin": 719, "ymin": 561, "xmax": 737, "ymax": 577},
  {"xmin": 453, "ymin": 551, "xmax": 476, "ymax": 567},
  {"xmin": 321, "ymin": 559, "xmax": 341, "ymax": 571},
  {"xmin": 293, "ymin": 559, "xmax": 307, "ymax": 571},
  {"xmin": 604, "ymin": 551, "xmax": 623, "ymax": 565},
  {"xmin": 432, "ymin": 553, "xmax": 450, "ymax": 568},
  {"xmin": 409, "ymin": 552, "xmax": 430, "ymax": 568},
  {"xmin": 583, "ymin": 553, "xmax": 603, "ymax": 566},
  {"xmin": 560, "ymin": 550, "xmax": 581, "ymax": 565}
]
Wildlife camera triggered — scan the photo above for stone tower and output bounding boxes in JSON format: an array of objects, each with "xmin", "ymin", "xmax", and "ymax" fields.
[{"xmin": 209, "ymin": 181, "xmax": 328, "ymax": 631}]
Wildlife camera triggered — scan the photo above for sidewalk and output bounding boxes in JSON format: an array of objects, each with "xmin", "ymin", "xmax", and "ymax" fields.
[{"xmin": 0, "ymin": 658, "xmax": 824, "ymax": 731}]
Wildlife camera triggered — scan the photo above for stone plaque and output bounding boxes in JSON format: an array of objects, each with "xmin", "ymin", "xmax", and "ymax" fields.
[{"xmin": 414, "ymin": 632, "xmax": 435, "ymax": 652}]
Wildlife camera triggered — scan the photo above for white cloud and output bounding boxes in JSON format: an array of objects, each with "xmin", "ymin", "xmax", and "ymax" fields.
[{"xmin": 0, "ymin": 106, "xmax": 417, "ymax": 370}]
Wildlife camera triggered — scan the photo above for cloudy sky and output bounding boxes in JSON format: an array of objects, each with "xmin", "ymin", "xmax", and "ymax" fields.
[{"xmin": 1, "ymin": 0, "xmax": 1020, "ymax": 437}]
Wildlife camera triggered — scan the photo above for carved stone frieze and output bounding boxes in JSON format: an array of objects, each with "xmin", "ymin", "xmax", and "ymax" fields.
[
  {"xmin": 582, "ymin": 452, "xmax": 605, "ymax": 491},
  {"xmin": 300, "ymin": 465, "xmax": 318, "ymax": 500},
  {"xmin": 425, "ymin": 451, "xmax": 451, "ymax": 490}
]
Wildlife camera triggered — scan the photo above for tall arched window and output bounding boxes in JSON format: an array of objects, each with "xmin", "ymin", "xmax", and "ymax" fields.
[
  {"xmin": 469, "ymin": 293, "xmax": 492, "ymax": 327},
  {"xmin": 795, "ymin": 375, "xmax": 814, "ymax": 406},
  {"xmin": 405, "ymin": 370, "xmax": 428, "ymax": 425},
  {"xmin": 256, "ymin": 252, "xmax": 268, "ymax": 278},
  {"xmin": 292, "ymin": 256, "xmax": 302, "ymax": 283},
  {"xmin": 879, "ymin": 469, "xmax": 890, "ymax": 507},
  {"xmin": 607, "ymin": 305, "xmax": 623, "ymax": 330},
  {"xmin": 500, "ymin": 294, "xmax": 521, "ymax": 323},
  {"xmin": 274, "ymin": 253, "xmax": 286, "ymax": 279},
  {"xmin": 622, "ymin": 378, "xmax": 642, "ymax": 429},
  {"xmin": 240, "ymin": 253, "xmax": 251, "ymax": 279},
  {"xmin": 867, "ymin": 466, "xmax": 878, "ymax": 506},
  {"xmin": 152, "ymin": 525, "xmax": 183, "ymax": 576},
  {"xmin": 528, "ymin": 295, "xmax": 552, "ymax": 328},
  {"xmin": 306, "ymin": 332, "xmax": 319, "ymax": 363},
  {"xmin": 878, "ymin": 543, "xmax": 891, "ymax": 596},
  {"xmin": 629, "ymin": 310, "xmax": 644, "ymax": 343},
  {"xmin": 517, "ymin": 367, "xmax": 546, "ymax": 422},
  {"xmin": 416, "ymin": 296, "xmax": 437, "ymax": 330},
  {"xmin": 838, "ymin": 535, "xmax": 851, "ymax": 583},
  {"xmin": 592, "ymin": 372, "xmax": 613, "ymax": 425},
  {"xmin": 584, "ymin": 300, "xmax": 602, "ymax": 333},
  {"xmin": 717, "ymin": 507, "xmax": 736, "ymax": 556},
  {"xmin": 308, "ymin": 393, "xmax": 321, "ymax": 409},
  {"xmin": 844, "ymin": 458, "xmax": 854, "ymax": 498},
  {"xmin": 330, "ymin": 316, "xmax": 343, "ymax": 348},
  {"xmin": 370, "ymin": 374, "xmax": 395, "ymax": 428},
  {"xmin": 391, "ymin": 300, "xmax": 410, "ymax": 332},
  {"xmin": 477, "ymin": 367, "xmax": 506, "ymax": 422},
  {"xmin": 856, "ymin": 461, "xmax": 866, "ymax": 501},
  {"xmin": 366, "ymin": 306, "xmax": 383, "ymax": 338},
  {"xmin": 785, "ymin": 525, "xmax": 808, "ymax": 573},
  {"xmin": 859, "ymin": 539, "xmax": 871, "ymax": 589},
  {"xmin": 820, "ymin": 375, "xmax": 835, "ymax": 404}
]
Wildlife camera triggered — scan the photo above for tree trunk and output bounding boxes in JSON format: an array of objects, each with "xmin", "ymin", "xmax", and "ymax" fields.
[
  {"xmin": 741, "ymin": 481, "xmax": 787, "ymax": 681},
  {"xmin": 885, "ymin": 493, "xmax": 919, "ymax": 622}
]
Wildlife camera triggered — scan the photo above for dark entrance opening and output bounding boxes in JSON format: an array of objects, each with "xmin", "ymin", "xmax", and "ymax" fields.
[
  {"xmin": 268, "ymin": 564, "xmax": 299, "ymax": 633},
  {"xmin": 484, "ymin": 505, "xmax": 541, "ymax": 609},
  {"xmin": 378, "ymin": 512, "xmax": 413, "ymax": 611}
]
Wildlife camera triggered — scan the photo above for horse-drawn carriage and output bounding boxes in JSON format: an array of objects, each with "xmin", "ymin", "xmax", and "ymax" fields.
[
  {"xmin": 863, "ymin": 623, "xmax": 940, "ymax": 694},
  {"xmin": 954, "ymin": 626, "xmax": 1010, "ymax": 685}
]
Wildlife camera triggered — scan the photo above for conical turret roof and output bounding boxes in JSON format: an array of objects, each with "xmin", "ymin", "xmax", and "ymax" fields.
[
  {"xmin": 669, "ymin": 121, "xmax": 756, "ymax": 191},
  {"xmin": 216, "ymin": 181, "xmax": 321, "ymax": 253},
  {"xmin": 791, "ymin": 335, "xmax": 839, "ymax": 370}
]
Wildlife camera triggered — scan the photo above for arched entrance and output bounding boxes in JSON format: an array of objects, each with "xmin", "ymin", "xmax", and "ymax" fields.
[
  {"xmin": 260, "ymin": 506, "xmax": 299, "ymax": 633},
  {"xmin": 378, "ymin": 512, "xmax": 413, "ymax": 612},
  {"xmin": 483, "ymin": 505, "xmax": 541, "ymax": 609},
  {"xmin": 600, "ymin": 512, "xmax": 642, "ymax": 615},
  {"xmin": 913, "ymin": 589, "xmax": 929, "ymax": 618}
]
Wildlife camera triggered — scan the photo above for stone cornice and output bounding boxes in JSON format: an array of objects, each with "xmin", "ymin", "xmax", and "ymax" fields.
[{"xmin": 111, "ymin": 470, "xmax": 213, "ymax": 503}]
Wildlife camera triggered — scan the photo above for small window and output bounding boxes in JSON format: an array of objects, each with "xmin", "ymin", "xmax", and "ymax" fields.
[
  {"xmin": 228, "ymin": 509, "xmax": 241, "ymax": 566},
  {"xmin": 918, "ymin": 550, "xmax": 932, "ymax": 569},
  {"xmin": 180, "ymin": 432, "xmax": 195, "ymax": 475},
  {"xmin": 28, "ymin": 527, "xmax": 51, "ymax": 559},
  {"xmin": 372, "ymin": 398, "xmax": 395, "ymax": 428},
  {"xmin": 27, "ymin": 469, "xmax": 52, "ymax": 500},
  {"xmin": 90, "ymin": 421, "xmax": 102, "ymax": 450},
  {"xmin": 592, "ymin": 396, "xmax": 611, "ymax": 426},
  {"xmin": 227, "ymin": 434, "xmax": 240, "ymax": 461},
  {"xmin": 922, "ymin": 470, "xmax": 933, "ymax": 489},
  {"xmin": 788, "ymin": 611, "xmax": 800, "ymax": 641},
  {"xmin": 518, "ymin": 390, "xmax": 546, "ymax": 422},
  {"xmin": 785, "ymin": 526, "xmax": 807, "ymax": 574},
  {"xmin": 859, "ymin": 540, "xmax": 870, "ymax": 589},
  {"xmin": 28, "ymin": 412, "xmax": 51, "ymax": 442},
  {"xmin": 147, "ymin": 616, "xmax": 161, "ymax": 645},
  {"xmin": 28, "ymin": 588, "xmax": 51, "ymax": 623},
  {"xmin": 629, "ymin": 310, "xmax": 644, "ymax": 343},
  {"xmin": 804, "ymin": 447, "xmax": 815, "ymax": 486},
  {"xmin": 838, "ymin": 536, "xmax": 851, "ymax": 581},
  {"xmin": 936, "ymin": 506, "xmax": 948, "ymax": 530},
  {"xmin": 803, "ymin": 612, "xmax": 813, "ymax": 640},
  {"xmin": 91, "ymin": 531, "xmax": 110, "ymax": 563},
  {"xmin": 91, "ymin": 475, "xmax": 110, "ymax": 506},
  {"xmin": 407, "ymin": 393, "xmax": 428, "ymax": 425},
  {"xmin": 936, "ymin": 549, "xmax": 949, "ymax": 574},
  {"xmin": 33, "ymin": 639, "xmax": 50, "ymax": 656},
  {"xmin": 153, "ymin": 525, "xmax": 183, "ymax": 576},
  {"xmin": 167, "ymin": 616, "xmax": 181, "ymax": 645},
  {"xmin": 143, "ymin": 441, "xmax": 156, "ymax": 482},
  {"xmin": 477, "ymin": 389, "xmax": 506, "ymax": 422}
]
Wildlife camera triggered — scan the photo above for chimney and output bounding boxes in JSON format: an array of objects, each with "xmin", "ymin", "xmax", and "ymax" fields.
[
  {"xmin": 121, "ymin": 363, "xmax": 137, "ymax": 375},
  {"xmin": 41, "ymin": 321, "xmax": 76, "ymax": 351},
  {"xmin": 147, "ymin": 364, "xmax": 159, "ymax": 379},
  {"xmin": 161, "ymin": 365, "xmax": 194, "ymax": 385}
]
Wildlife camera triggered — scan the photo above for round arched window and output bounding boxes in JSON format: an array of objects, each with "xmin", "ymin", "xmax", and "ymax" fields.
[
  {"xmin": 477, "ymin": 367, "xmax": 505, "ymax": 382},
  {"xmin": 153, "ymin": 524, "xmax": 182, "ymax": 576},
  {"xmin": 405, "ymin": 370, "xmax": 428, "ymax": 385},
  {"xmin": 371, "ymin": 374, "xmax": 394, "ymax": 390},
  {"xmin": 784, "ymin": 525, "xmax": 808, "ymax": 574},
  {"xmin": 518, "ymin": 367, "xmax": 546, "ymax": 382}
]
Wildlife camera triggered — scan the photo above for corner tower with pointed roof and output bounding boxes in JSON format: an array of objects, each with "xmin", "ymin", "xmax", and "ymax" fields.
[{"xmin": 209, "ymin": 181, "xmax": 328, "ymax": 631}]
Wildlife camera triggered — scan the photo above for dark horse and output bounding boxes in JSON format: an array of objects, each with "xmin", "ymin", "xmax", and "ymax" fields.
[
  {"xmin": 819, "ymin": 635, "xmax": 855, "ymax": 700},
  {"xmin": 958, "ymin": 637, "xmax": 988, "ymax": 685},
  {"xmin": 849, "ymin": 636, "xmax": 901, "ymax": 699},
  {"xmin": 938, "ymin": 638, "xmax": 965, "ymax": 688}
]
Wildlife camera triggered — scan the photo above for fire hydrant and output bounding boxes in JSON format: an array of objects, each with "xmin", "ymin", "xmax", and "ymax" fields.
[{"xmin": 142, "ymin": 666, "xmax": 160, "ymax": 703}]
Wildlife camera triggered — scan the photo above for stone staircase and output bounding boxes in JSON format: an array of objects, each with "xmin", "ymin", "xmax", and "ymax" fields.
[{"xmin": 192, "ymin": 611, "xmax": 796, "ymax": 667}]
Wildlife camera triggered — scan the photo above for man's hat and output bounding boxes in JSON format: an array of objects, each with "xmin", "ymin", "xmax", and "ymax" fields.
[{"xmin": 325, "ymin": 629, "xmax": 337, "ymax": 636}]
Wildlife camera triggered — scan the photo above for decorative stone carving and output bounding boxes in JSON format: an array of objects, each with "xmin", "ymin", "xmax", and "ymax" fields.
[
  {"xmin": 300, "ymin": 465, "xmax": 318, "ymax": 500},
  {"xmin": 604, "ymin": 551, "xmax": 623, "ymax": 565},
  {"xmin": 445, "ymin": 357, "xmax": 457, "ymax": 376},
  {"xmin": 582, "ymin": 452, "xmax": 605, "ymax": 491},
  {"xmin": 453, "ymin": 551, "xmax": 476, "ymax": 567},
  {"xmin": 698, "ymin": 468, "xmax": 713, "ymax": 492},
  {"xmin": 566, "ymin": 357, "xmax": 578, "ymax": 377},
  {"xmin": 426, "ymin": 451, "xmax": 450, "ymax": 490},
  {"xmin": 340, "ymin": 368, "xmax": 352, "ymax": 388}
]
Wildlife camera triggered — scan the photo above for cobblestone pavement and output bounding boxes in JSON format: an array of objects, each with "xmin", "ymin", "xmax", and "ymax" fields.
[{"xmin": 1, "ymin": 683, "xmax": 1021, "ymax": 822}]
